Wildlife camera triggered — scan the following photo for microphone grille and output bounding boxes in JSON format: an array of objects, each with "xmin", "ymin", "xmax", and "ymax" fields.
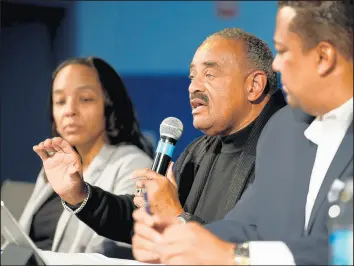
[{"xmin": 160, "ymin": 117, "xmax": 183, "ymax": 141}]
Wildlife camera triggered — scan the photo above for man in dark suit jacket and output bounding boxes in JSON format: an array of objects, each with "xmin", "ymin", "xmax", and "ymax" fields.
[
  {"xmin": 132, "ymin": 1, "xmax": 353, "ymax": 264},
  {"xmin": 32, "ymin": 28, "xmax": 286, "ymax": 249}
]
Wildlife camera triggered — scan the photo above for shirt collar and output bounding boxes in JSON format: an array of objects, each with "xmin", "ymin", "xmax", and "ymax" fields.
[
  {"xmin": 304, "ymin": 97, "xmax": 353, "ymax": 145},
  {"xmin": 321, "ymin": 97, "xmax": 353, "ymax": 125}
]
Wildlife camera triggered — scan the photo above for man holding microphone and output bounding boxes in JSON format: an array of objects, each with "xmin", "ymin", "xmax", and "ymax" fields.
[{"xmin": 132, "ymin": 0, "xmax": 353, "ymax": 265}]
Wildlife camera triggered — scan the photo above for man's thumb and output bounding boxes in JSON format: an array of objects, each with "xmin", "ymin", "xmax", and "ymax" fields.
[{"xmin": 166, "ymin": 161, "xmax": 177, "ymax": 188}]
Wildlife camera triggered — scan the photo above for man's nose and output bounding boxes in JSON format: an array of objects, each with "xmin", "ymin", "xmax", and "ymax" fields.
[
  {"xmin": 272, "ymin": 55, "xmax": 280, "ymax": 72},
  {"xmin": 188, "ymin": 78, "xmax": 205, "ymax": 94}
]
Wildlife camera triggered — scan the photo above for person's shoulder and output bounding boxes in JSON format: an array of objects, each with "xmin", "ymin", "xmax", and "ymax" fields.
[
  {"xmin": 262, "ymin": 105, "xmax": 294, "ymax": 131},
  {"xmin": 174, "ymin": 134, "xmax": 217, "ymax": 174},
  {"xmin": 184, "ymin": 135, "xmax": 218, "ymax": 153},
  {"xmin": 176, "ymin": 134, "xmax": 218, "ymax": 164},
  {"xmin": 257, "ymin": 105, "xmax": 295, "ymax": 143},
  {"xmin": 268, "ymin": 105, "xmax": 293, "ymax": 123}
]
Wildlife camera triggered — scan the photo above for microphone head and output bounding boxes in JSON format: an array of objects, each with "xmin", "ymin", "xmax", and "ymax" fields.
[{"xmin": 160, "ymin": 117, "xmax": 183, "ymax": 141}]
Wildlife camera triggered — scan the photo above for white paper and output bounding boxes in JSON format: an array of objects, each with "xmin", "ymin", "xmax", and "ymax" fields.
[{"xmin": 38, "ymin": 250, "xmax": 162, "ymax": 265}]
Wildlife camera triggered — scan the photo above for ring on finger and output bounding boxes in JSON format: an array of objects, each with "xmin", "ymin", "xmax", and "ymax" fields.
[
  {"xmin": 46, "ymin": 151, "xmax": 55, "ymax": 156},
  {"xmin": 135, "ymin": 187, "xmax": 146, "ymax": 196}
]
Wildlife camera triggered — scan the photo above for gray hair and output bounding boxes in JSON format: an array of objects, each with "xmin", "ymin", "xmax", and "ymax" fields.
[{"xmin": 209, "ymin": 28, "xmax": 277, "ymax": 95}]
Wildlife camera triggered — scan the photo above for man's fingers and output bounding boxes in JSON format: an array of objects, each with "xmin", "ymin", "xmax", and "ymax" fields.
[
  {"xmin": 132, "ymin": 233, "xmax": 160, "ymax": 262},
  {"xmin": 159, "ymin": 223, "xmax": 187, "ymax": 244},
  {"xmin": 135, "ymin": 179, "xmax": 146, "ymax": 188},
  {"xmin": 158, "ymin": 243, "xmax": 183, "ymax": 264},
  {"xmin": 135, "ymin": 179, "xmax": 153, "ymax": 191},
  {"xmin": 133, "ymin": 209, "xmax": 155, "ymax": 227},
  {"xmin": 133, "ymin": 248, "xmax": 160, "ymax": 263},
  {"xmin": 153, "ymin": 216, "xmax": 180, "ymax": 233},
  {"xmin": 132, "ymin": 168, "xmax": 165, "ymax": 181},
  {"xmin": 33, "ymin": 144, "xmax": 49, "ymax": 161},
  {"xmin": 132, "ymin": 233, "xmax": 157, "ymax": 252},
  {"xmin": 133, "ymin": 196, "xmax": 144, "ymax": 208},
  {"xmin": 134, "ymin": 222, "xmax": 162, "ymax": 242},
  {"xmin": 166, "ymin": 162, "xmax": 177, "ymax": 187}
]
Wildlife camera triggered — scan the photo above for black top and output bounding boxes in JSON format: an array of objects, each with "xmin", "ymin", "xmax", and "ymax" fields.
[
  {"xmin": 29, "ymin": 192, "xmax": 62, "ymax": 250},
  {"xmin": 194, "ymin": 121, "xmax": 255, "ymax": 222}
]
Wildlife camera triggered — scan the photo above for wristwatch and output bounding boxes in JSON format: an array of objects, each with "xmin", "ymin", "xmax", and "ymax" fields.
[
  {"xmin": 177, "ymin": 212, "xmax": 191, "ymax": 224},
  {"xmin": 233, "ymin": 242, "xmax": 250, "ymax": 265},
  {"xmin": 177, "ymin": 212, "xmax": 205, "ymax": 224}
]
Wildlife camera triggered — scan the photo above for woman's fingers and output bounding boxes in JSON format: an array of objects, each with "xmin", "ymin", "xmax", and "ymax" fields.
[{"xmin": 33, "ymin": 143, "xmax": 49, "ymax": 161}]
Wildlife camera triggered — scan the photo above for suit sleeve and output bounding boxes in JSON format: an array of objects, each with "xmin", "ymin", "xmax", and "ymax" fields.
[
  {"xmin": 205, "ymin": 164, "xmax": 329, "ymax": 265},
  {"xmin": 75, "ymin": 185, "xmax": 136, "ymax": 244},
  {"xmin": 284, "ymin": 234, "xmax": 329, "ymax": 265},
  {"xmin": 204, "ymin": 181, "xmax": 261, "ymax": 242}
]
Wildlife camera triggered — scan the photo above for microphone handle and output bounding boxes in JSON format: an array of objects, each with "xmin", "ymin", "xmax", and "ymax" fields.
[
  {"xmin": 151, "ymin": 136, "xmax": 176, "ymax": 176},
  {"xmin": 151, "ymin": 153, "xmax": 171, "ymax": 175}
]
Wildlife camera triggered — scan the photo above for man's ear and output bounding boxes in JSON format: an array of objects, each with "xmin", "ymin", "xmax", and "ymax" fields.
[
  {"xmin": 316, "ymin": 41, "xmax": 336, "ymax": 76},
  {"xmin": 245, "ymin": 71, "xmax": 268, "ymax": 102}
]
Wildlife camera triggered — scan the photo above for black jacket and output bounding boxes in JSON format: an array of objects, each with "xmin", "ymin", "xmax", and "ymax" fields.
[{"xmin": 76, "ymin": 90, "xmax": 287, "ymax": 243}]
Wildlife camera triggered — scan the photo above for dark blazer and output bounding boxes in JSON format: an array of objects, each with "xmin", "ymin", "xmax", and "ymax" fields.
[
  {"xmin": 76, "ymin": 90, "xmax": 286, "ymax": 243},
  {"xmin": 206, "ymin": 106, "xmax": 353, "ymax": 265}
]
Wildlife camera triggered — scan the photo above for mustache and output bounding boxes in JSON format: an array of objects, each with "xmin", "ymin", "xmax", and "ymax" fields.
[{"xmin": 190, "ymin": 92, "xmax": 209, "ymax": 105}]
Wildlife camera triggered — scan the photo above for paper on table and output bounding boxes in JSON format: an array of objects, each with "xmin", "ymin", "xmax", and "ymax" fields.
[{"xmin": 38, "ymin": 250, "xmax": 163, "ymax": 265}]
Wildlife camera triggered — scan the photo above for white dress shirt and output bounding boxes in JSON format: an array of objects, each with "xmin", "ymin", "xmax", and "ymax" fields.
[{"xmin": 248, "ymin": 97, "xmax": 353, "ymax": 265}]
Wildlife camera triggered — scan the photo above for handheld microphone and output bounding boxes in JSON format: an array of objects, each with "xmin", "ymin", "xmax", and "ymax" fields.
[{"xmin": 151, "ymin": 117, "xmax": 183, "ymax": 176}]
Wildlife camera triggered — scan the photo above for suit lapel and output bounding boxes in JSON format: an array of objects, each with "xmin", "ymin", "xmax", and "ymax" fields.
[
  {"xmin": 18, "ymin": 171, "xmax": 54, "ymax": 233},
  {"xmin": 306, "ymin": 123, "xmax": 353, "ymax": 233},
  {"xmin": 288, "ymin": 135, "xmax": 318, "ymax": 236},
  {"xmin": 51, "ymin": 209, "xmax": 72, "ymax": 251}
]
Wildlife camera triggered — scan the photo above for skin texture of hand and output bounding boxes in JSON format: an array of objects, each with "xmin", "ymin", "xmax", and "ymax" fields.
[
  {"xmin": 132, "ymin": 209, "xmax": 180, "ymax": 263},
  {"xmin": 157, "ymin": 222, "xmax": 236, "ymax": 265},
  {"xmin": 132, "ymin": 162, "xmax": 184, "ymax": 217},
  {"xmin": 33, "ymin": 137, "xmax": 86, "ymax": 205}
]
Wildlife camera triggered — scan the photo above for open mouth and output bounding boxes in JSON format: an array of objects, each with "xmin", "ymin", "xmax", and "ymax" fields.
[
  {"xmin": 190, "ymin": 98, "xmax": 208, "ymax": 114},
  {"xmin": 190, "ymin": 98, "xmax": 207, "ymax": 109}
]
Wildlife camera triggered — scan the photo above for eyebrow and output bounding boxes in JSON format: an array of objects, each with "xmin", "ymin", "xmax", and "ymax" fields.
[
  {"xmin": 190, "ymin": 61, "xmax": 221, "ymax": 70},
  {"xmin": 53, "ymin": 85, "xmax": 97, "ymax": 94}
]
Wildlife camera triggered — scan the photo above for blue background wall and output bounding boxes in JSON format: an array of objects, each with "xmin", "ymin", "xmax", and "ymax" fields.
[{"xmin": 1, "ymin": 1, "xmax": 279, "ymax": 182}]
